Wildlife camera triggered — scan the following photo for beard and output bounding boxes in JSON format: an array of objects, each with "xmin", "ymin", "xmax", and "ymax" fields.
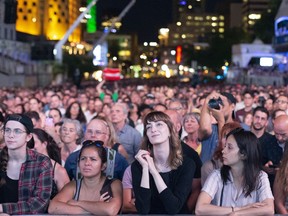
[{"xmin": 252, "ymin": 123, "xmax": 265, "ymax": 131}]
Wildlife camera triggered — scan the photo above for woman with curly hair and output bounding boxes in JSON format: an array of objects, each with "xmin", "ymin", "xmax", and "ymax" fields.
[{"xmin": 131, "ymin": 111, "xmax": 196, "ymax": 214}]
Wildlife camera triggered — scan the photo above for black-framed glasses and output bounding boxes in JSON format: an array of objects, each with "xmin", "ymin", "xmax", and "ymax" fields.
[{"xmin": 82, "ymin": 140, "xmax": 104, "ymax": 148}]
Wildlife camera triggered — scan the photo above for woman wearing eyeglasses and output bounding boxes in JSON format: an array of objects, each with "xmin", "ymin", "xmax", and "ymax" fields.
[
  {"xmin": 196, "ymin": 129, "xmax": 274, "ymax": 215},
  {"xmin": 0, "ymin": 114, "xmax": 53, "ymax": 214},
  {"xmin": 48, "ymin": 140, "xmax": 123, "ymax": 215},
  {"xmin": 131, "ymin": 111, "xmax": 196, "ymax": 214}
]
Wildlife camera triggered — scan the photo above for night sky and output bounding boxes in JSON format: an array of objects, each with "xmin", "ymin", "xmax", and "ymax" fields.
[
  {"xmin": 97, "ymin": 0, "xmax": 173, "ymax": 43},
  {"xmin": 97, "ymin": 0, "xmax": 241, "ymax": 43}
]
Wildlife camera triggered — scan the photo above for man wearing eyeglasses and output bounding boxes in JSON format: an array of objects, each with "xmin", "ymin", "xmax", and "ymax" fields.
[{"xmin": 274, "ymin": 95, "xmax": 288, "ymax": 113}]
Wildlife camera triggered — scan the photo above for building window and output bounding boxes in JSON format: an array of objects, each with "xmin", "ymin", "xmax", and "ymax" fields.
[
  {"xmin": 54, "ymin": 11, "xmax": 57, "ymax": 15},
  {"xmin": 19, "ymin": 8, "xmax": 23, "ymax": 12},
  {"xmin": 23, "ymin": 15, "xmax": 27, "ymax": 20},
  {"xmin": 58, "ymin": 18, "xmax": 61, "ymax": 23},
  {"xmin": 28, "ymin": 9, "xmax": 32, "ymax": 13},
  {"xmin": 61, "ymin": 12, "xmax": 65, "ymax": 16},
  {"xmin": 32, "ymin": 2, "xmax": 36, "ymax": 6},
  {"xmin": 23, "ymin": 1, "xmax": 27, "ymax": 6}
]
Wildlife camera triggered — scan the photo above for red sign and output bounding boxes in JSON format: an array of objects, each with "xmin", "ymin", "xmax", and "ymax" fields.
[
  {"xmin": 176, "ymin": 46, "xmax": 182, "ymax": 64},
  {"xmin": 102, "ymin": 68, "xmax": 121, "ymax": 81}
]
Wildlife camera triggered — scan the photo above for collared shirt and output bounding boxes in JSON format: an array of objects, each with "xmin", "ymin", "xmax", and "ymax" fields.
[
  {"xmin": 202, "ymin": 169, "xmax": 273, "ymax": 207},
  {"xmin": 2, "ymin": 149, "xmax": 53, "ymax": 214},
  {"xmin": 117, "ymin": 124, "xmax": 142, "ymax": 164}
]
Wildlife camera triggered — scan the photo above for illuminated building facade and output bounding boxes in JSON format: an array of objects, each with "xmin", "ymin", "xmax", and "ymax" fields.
[
  {"xmin": 168, "ymin": 13, "xmax": 225, "ymax": 45},
  {"xmin": 16, "ymin": 0, "xmax": 81, "ymax": 42},
  {"xmin": 167, "ymin": 0, "xmax": 224, "ymax": 46},
  {"xmin": 242, "ymin": 0, "xmax": 269, "ymax": 34}
]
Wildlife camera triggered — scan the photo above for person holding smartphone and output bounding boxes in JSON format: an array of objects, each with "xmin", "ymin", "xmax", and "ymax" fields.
[{"xmin": 48, "ymin": 140, "xmax": 123, "ymax": 215}]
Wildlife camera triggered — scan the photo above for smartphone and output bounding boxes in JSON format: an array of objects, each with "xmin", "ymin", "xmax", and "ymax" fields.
[{"xmin": 45, "ymin": 117, "xmax": 54, "ymax": 126}]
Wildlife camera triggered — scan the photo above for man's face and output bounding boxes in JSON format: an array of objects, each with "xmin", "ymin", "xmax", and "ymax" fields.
[
  {"xmin": 275, "ymin": 96, "xmax": 288, "ymax": 111},
  {"xmin": 111, "ymin": 104, "xmax": 126, "ymax": 124},
  {"xmin": 85, "ymin": 119, "xmax": 109, "ymax": 144},
  {"xmin": 219, "ymin": 95, "xmax": 234, "ymax": 120},
  {"xmin": 243, "ymin": 93, "xmax": 253, "ymax": 108},
  {"xmin": 252, "ymin": 111, "xmax": 268, "ymax": 131},
  {"xmin": 50, "ymin": 96, "xmax": 61, "ymax": 109},
  {"xmin": 264, "ymin": 99, "xmax": 273, "ymax": 112},
  {"xmin": 274, "ymin": 122, "xmax": 288, "ymax": 144},
  {"xmin": 168, "ymin": 101, "xmax": 185, "ymax": 116}
]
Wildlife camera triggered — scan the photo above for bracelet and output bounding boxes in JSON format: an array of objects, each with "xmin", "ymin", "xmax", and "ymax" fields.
[{"xmin": 232, "ymin": 206, "xmax": 234, "ymax": 212}]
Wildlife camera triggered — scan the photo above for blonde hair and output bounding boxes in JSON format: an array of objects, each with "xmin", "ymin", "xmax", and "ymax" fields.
[{"xmin": 90, "ymin": 115, "xmax": 118, "ymax": 148}]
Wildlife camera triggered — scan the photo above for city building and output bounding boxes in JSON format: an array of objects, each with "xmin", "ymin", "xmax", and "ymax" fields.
[
  {"xmin": 242, "ymin": 0, "xmax": 269, "ymax": 34},
  {"xmin": 15, "ymin": 0, "xmax": 81, "ymax": 42}
]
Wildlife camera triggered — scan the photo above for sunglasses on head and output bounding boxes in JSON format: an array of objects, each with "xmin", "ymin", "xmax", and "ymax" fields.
[{"xmin": 82, "ymin": 140, "xmax": 104, "ymax": 148}]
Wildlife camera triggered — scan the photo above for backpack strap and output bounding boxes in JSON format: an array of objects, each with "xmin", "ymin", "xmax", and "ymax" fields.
[{"xmin": 106, "ymin": 148, "xmax": 116, "ymax": 179}]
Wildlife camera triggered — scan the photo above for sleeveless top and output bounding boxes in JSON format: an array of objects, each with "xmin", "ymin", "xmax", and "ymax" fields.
[
  {"xmin": 50, "ymin": 161, "xmax": 58, "ymax": 199},
  {"xmin": 0, "ymin": 171, "xmax": 19, "ymax": 203},
  {"xmin": 73, "ymin": 177, "xmax": 115, "ymax": 201}
]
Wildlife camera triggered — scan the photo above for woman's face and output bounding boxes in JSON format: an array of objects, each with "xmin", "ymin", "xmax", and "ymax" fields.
[
  {"xmin": 32, "ymin": 134, "xmax": 47, "ymax": 155},
  {"xmin": 70, "ymin": 103, "xmax": 80, "ymax": 117},
  {"xmin": 4, "ymin": 121, "xmax": 31, "ymax": 150},
  {"xmin": 49, "ymin": 110, "xmax": 61, "ymax": 124},
  {"xmin": 222, "ymin": 135, "xmax": 242, "ymax": 167},
  {"xmin": 79, "ymin": 146, "xmax": 104, "ymax": 178},
  {"xmin": 146, "ymin": 120, "xmax": 170, "ymax": 145},
  {"xmin": 183, "ymin": 116, "xmax": 199, "ymax": 133},
  {"xmin": 60, "ymin": 122, "xmax": 78, "ymax": 144}
]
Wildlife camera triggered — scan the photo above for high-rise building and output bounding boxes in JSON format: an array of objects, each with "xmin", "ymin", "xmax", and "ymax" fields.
[
  {"xmin": 242, "ymin": 0, "xmax": 269, "ymax": 34},
  {"xmin": 0, "ymin": 0, "xmax": 17, "ymax": 40},
  {"xmin": 167, "ymin": 0, "xmax": 224, "ymax": 46},
  {"xmin": 15, "ymin": 0, "xmax": 81, "ymax": 42}
]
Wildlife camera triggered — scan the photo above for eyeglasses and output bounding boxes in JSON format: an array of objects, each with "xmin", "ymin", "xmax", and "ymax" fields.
[
  {"xmin": 86, "ymin": 129, "xmax": 107, "ymax": 136},
  {"xmin": 82, "ymin": 140, "xmax": 104, "ymax": 148},
  {"xmin": 275, "ymin": 100, "xmax": 288, "ymax": 104},
  {"xmin": 4, "ymin": 128, "xmax": 27, "ymax": 136}
]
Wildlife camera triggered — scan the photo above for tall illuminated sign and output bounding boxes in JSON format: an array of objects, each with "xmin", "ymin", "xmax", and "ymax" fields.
[{"xmin": 87, "ymin": 0, "xmax": 97, "ymax": 33}]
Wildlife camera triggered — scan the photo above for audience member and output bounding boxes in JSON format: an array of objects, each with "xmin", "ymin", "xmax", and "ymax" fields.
[
  {"xmin": 48, "ymin": 140, "xmax": 122, "ymax": 215},
  {"xmin": 32, "ymin": 128, "xmax": 70, "ymax": 199},
  {"xmin": 199, "ymin": 91, "xmax": 236, "ymax": 163},
  {"xmin": 111, "ymin": 102, "xmax": 142, "ymax": 164},
  {"xmin": 0, "ymin": 114, "xmax": 53, "ymax": 214},
  {"xmin": 64, "ymin": 117, "xmax": 128, "ymax": 181},
  {"xmin": 235, "ymin": 90, "xmax": 254, "ymax": 123},
  {"xmin": 60, "ymin": 118, "xmax": 83, "ymax": 164},
  {"xmin": 131, "ymin": 111, "xmax": 195, "ymax": 214},
  {"xmin": 201, "ymin": 122, "xmax": 241, "ymax": 186},
  {"xmin": 196, "ymin": 129, "xmax": 274, "ymax": 215}
]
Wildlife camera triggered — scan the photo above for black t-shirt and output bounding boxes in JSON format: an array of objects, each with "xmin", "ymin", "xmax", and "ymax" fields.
[
  {"xmin": 0, "ymin": 172, "xmax": 18, "ymax": 203},
  {"xmin": 181, "ymin": 141, "xmax": 202, "ymax": 178}
]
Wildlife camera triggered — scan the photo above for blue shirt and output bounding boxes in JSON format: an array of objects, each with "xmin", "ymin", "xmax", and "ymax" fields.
[
  {"xmin": 116, "ymin": 124, "xmax": 142, "ymax": 164},
  {"xmin": 200, "ymin": 124, "xmax": 219, "ymax": 164}
]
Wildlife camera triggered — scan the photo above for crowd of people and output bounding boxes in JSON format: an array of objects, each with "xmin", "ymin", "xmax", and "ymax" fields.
[{"xmin": 1, "ymin": 79, "xmax": 288, "ymax": 215}]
